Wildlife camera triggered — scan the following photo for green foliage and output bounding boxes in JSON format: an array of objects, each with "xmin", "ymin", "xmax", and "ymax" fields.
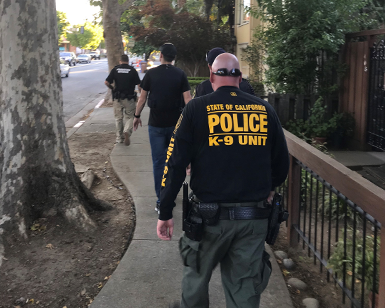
[
  {"xmin": 188, "ymin": 77, "xmax": 207, "ymax": 95},
  {"xmin": 241, "ymin": 40, "xmax": 265, "ymax": 95},
  {"xmin": 128, "ymin": 0, "xmax": 232, "ymax": 74},
  {"xmin": 328, "ymin": 112, "xmax": 355, "ymax": 138},
  {"xmin": 56, "ymin": 11, "xmax": 70, "ymax": 44},
  {"xmin": 251, "ymin": 0, "xmax": 381, "ymax": 94},
  {"xmin": 307, "ymin": 98, "xmax": 330, "ymax": 138},
  {"xmin": 328, "ymin": 228, "xmax": 380, "ymax": 293},
  {"xmin": 286, "ymin": 98, "xmax": 355, "ymax": 142},
  {"xmin": 130, "ymin": 40, "xmax": 156, "ymax": 61},
  {"xmin": 67, "ymin": 22, "xmax": 103, "ymax": 50}
]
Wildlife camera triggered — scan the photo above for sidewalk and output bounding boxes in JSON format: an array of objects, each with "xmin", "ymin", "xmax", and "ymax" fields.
[{"xmin": 83, "ymin": 106, "xmax": 294, "ymax": 308}]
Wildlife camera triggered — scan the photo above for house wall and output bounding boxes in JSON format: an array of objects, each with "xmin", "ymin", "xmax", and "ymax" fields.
[{"xmin": 234, "ymin": 0, "xmax": 264, "ymax": 79}]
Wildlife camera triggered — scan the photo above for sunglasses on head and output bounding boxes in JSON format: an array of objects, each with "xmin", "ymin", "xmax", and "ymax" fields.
[{"xmin": 212, "ymin": 68, "xmax": 242, "ymax": 77}]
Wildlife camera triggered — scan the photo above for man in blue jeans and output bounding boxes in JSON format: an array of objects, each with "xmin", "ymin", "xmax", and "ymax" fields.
[{"xmin": 133, "ymin": 43, "xmax": 191, "ymax": 213}]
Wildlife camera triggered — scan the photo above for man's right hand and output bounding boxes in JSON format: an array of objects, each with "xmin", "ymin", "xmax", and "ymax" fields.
[{"xmin": 133, "ymin": 118, "xmax": 142, "ymax": 131}]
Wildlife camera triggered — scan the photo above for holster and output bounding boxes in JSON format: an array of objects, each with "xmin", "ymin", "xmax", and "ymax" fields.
[
  {"xmin": 265, "ymin": 193, "xmax": 289, "ymax": 245},
  {"xmin": 182, "ymin": 182, "xmax": 203, "ymax": 241}
]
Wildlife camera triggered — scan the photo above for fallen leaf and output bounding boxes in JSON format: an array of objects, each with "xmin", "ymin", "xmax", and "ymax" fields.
[
  {"xmin": 296, "ymin": 290, "xmax": 300, "ymax": 294},
  {"xmin": 31, "ymin": 223, "xmax": 40, "ymax": 231},
  {"xmin": 28, "ymin": 299, "xmax": 35, "ymax": 304},
  {"xmin": 282, "ymin": 269, "xmax": 290, "ymax": 276},
  {"xmin": 85, "ymin": 273, "xmax": 91, "ymax": 277},
  {"xmin": 104, "ymin": 276, "xmax": 109, "ymax": 280},
  {"xmin": 46, "ymin": 243, "xmax": 54, "ymax": 249},
  {"xmin": 98, "ymin": 282, "xmax": 103, "ymax": 288},
  {"xmin": 81, "ymin": 289, "xmax": 86, "ymax": 296},
  {"xmin": 105, "ymin": 161, "xmax": 108, "ymax": 164},
  {"xmin": 277, "ymin": 260, "xmax": 282, "ymax": 264},
  {"xmin": 2, "ymin": 257, "xmax": 8, "ymax": 261}
]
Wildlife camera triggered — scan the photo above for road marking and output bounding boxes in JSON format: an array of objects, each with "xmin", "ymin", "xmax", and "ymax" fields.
[
  {"xmin": 73, "ymin": 120, "xmax": 85, "ymax": 128},
  {"xmin": 95, "ymin": 99, "xmax": 105, "ymax": 109}
]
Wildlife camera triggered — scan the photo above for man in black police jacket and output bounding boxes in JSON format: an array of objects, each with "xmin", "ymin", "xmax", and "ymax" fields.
[
  {"xmin": 133, "ymin": 43, "xmax": 191, "ymax": 213},
  {"xmin": 157, "ymin": 53, "xmax": 289, "ymax": 308},
  {"xmin": 105, "ymin": 54, "xmax": 141, "ymax": 145},
  {"xmin": 194, "ymin": 47, "xmax": 255, "ymax": 98}
]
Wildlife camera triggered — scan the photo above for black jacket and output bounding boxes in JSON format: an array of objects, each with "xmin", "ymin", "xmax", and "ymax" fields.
[{"xmin": 159, "ymin": 86, "xmax": 289, "ymax": 220}]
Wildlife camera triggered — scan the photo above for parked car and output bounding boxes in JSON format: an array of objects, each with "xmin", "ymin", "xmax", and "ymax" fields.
[
  {"xmin": 59, "ymin": 52, "xmax": 76, "ymax": 66},
  {"xmin": 88, "ymin": 52, "xmax": 100, "ymax": 60},
  {"xmin": 77, "ymin": 54, "xmax": 92, "ymax": 64},
  {"xmin": 60, "ymin": 60, "xmax": 70, "ymax": 78}
]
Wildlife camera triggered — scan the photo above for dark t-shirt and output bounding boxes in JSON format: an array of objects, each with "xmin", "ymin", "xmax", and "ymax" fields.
[
  {"xmin": 106, "ymin": 64, "xmax": 141, "ymax": 95},
  {"xmin": 194, "ymin": 78, "xmax": 255, "ymax": 98},
  {"xmin": 140, "ymin": 64, "xmax": 190, "ymax": 127}
]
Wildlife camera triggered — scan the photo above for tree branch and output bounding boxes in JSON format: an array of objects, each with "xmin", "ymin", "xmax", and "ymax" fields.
[{"xmin": 119, "ymin": 0, "xmax": 134, "ymax": 14}]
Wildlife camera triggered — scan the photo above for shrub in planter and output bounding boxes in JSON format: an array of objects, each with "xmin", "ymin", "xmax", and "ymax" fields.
[{"xmin": 328, "ymin": 228, "xmax": 380, "ymax": 296}]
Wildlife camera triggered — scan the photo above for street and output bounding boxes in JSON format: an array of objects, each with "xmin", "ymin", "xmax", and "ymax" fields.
[{"xmin": 61, "ymin": 58, "xmax": 108, "ymax": 123}]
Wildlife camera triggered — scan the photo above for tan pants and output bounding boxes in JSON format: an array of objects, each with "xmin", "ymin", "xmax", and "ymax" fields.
[{"xmin": 113, "ymin": 98, "xmax": 136, "ymax": 141}]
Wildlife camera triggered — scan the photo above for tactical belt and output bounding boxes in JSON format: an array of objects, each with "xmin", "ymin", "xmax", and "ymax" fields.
[
  {"xmin": 219, "ymin": 206, "xmax": 271, "ymax": 220},
  {"xmin": 192, "ymin": 199, "xmax": 271, "ymax": 221}
]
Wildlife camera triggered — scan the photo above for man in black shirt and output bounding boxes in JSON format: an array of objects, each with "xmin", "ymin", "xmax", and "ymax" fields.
[
  {"xmin": 133, "ymin": 43, "xmax": 191, "ymax": 212},
  {"xmin": 194, "ymin": 47, "xmax": 255, "ymax": 98},
  {"xmin": 157, "ymin": 53, "xmax": 289, "ymax": 308},
  {"xmin": 105, "ymin": 54, "xmax": 141, "ymax": 145}
]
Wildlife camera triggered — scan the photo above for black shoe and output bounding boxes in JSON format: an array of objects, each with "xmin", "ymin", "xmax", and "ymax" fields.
[{"xmin": 155, "ymin": 202, "xmax": 160, "ymax": 214}]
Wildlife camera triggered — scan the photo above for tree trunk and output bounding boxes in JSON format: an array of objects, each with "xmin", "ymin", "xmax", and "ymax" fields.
[
  {"xmin": 0, "ymin": 0, "xmax": 110, "ymax": 266},
  {"xmin": 102, "ymin": 0, "xmax": 134, "ymax": 103},
  {"xmin": 103, "ymin": 0, "xmax": 124, "ymax": 72}
]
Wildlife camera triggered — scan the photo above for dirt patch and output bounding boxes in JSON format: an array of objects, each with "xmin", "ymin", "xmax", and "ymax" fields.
[
  {"xmin": 0, "ymin": 133, "xmax": 135, "ymax": 308},
  {"xmin": 272, "ymin": 225, "xmax": 350, "ymax": 308}
]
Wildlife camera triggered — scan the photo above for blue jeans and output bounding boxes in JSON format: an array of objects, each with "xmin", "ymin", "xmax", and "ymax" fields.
[{"xmin": 148, "ymin": 125, "xmax": 175, "ymax": 202}]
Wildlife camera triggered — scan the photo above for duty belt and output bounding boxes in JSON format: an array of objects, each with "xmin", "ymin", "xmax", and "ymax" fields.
[
  {"xmin": 192, "ymin": 199, "xmax": 271, "ymax": 220},
  {"xmin": 219, "ymin": 206, "xmax": 271, "ymax": 220}
]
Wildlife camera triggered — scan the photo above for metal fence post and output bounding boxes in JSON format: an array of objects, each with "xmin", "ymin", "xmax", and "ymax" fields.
[
  {"xmin": 287, "ymin": 154, "xmax": 301, "ymax": 247},
  {"xmin": 378, "ymin": 238, "xmax": 385, "ymax": 308}
]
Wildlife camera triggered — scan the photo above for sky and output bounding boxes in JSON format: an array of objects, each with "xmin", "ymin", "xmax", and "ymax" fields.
[{"xmin": 55, "ymin": 0, "xmax": 101, "ymax": 26}]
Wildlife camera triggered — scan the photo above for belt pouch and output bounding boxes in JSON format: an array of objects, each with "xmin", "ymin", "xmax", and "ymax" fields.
[
  {"xmin": 183, "ymin": 218, "xmax": 203, "ymax": 241},
  {"xmin": 197, "ymin": 203, "xmax": 220, "ymax": 226}
]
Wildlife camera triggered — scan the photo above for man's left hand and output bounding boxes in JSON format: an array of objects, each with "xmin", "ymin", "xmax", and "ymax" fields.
[
  {"xmin": 133, "ymin": 118, "xmax": 142, "ymax": 131},
  {"xmin": 157, "ymin": 219, "xmax": 174, "ymax": 241}
]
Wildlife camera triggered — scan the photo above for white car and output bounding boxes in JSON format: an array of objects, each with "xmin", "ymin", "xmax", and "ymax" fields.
[
  {"xmin": 77, "ymin": 54, "xmax": 91, "ymax": 64},
  {"xmin": 60, "ymin": 61, "xmax": 70, "ymax": 78}
]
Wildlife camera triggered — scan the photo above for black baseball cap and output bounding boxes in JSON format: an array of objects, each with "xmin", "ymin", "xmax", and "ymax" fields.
[
  {"xmin": 160, "ymin": 43, "xmax": 177, "ymax": 57},
  {"xmin": 206, "ymin": 47, "xmax": 226, "ymax": 65}
]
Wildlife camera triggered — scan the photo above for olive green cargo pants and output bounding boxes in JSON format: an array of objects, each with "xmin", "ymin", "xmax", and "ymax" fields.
[{"xmin": 179, "ymin": 218, "xmax": 271, "ymax": 308}]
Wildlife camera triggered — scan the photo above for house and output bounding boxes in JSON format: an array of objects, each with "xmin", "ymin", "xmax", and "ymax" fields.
[{"xmin": 233, "ymin": 0, "xmax": 264, "ymax": 79}]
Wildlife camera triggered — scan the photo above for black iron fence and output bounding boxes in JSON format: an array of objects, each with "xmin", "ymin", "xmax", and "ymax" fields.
[
  {"xmin": 260, "ymin": 93, "xmax": 338, "ymax": 126},
  {"xmin": 284, "ymin": 131, "xmax": 385, "ymax": 308},
  {"xmin": 367, "ymin": 39, "xmax": 385, "ymax": 151}
]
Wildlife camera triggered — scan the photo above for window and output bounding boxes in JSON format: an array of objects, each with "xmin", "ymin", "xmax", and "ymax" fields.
[{"xmin": 235, "ymin": 0, "xmax": 251, "ymax": 25}]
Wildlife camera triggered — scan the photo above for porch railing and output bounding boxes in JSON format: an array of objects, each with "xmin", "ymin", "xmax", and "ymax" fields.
[{"xmin": 283, "ymin": 130, "xmax": 385, "ymax": 308}]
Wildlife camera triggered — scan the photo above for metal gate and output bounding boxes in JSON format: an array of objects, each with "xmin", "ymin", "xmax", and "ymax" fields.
[{"xmin": 367, "ymin": 39, "xmax": 385, "ymax": 150}]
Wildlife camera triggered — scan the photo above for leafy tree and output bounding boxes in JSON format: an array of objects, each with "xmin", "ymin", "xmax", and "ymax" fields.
[
  {"xmin": 56, "ymin": 11, "xmax": 70, "ymax": 44},
  {"xmin": 130, "ymin": 40, "xmax": 157, "ymax": 60},
  {"xmin": 129, "ymin": 0, "xmax": 231, "ymax": 76},
  {"xmin": 0, "ymin": 0, "xmax": 111, "ymax": 253},
  {"xmin": 252, "ymin": 0, "xmax": 382, "ymax": 94},
  {"xmin": 67, "ymin": 22, "xmax": 103, "ymax": 50}
]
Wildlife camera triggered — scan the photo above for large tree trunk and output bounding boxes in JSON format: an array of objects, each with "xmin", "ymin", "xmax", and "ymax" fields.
[
  {"xmin": 102, "ymin": 0, "xmax": 134, "ymax": 72},
  {"xmin": 0, "ymin": 0, "xmax": 110, "ymax": 266}
]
